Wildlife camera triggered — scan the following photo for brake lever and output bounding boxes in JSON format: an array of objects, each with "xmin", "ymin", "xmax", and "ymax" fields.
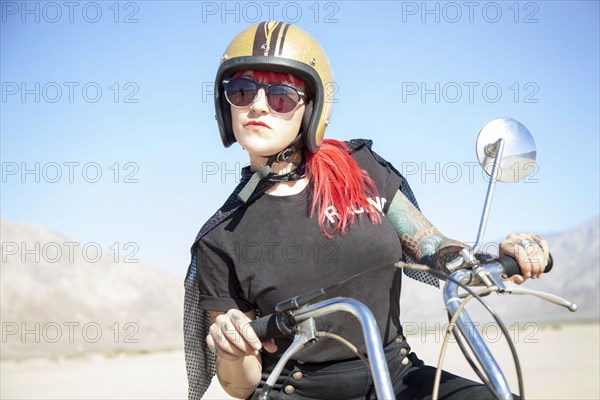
[
  {"xmin": 499, "ymin": 287, "xmax": 578, "ymax": 312},
  {"xmin": 453, "ymin": 258, "xmax": 578, "ymax": 312},
  {"xmin": 445, "ymin": 248, "xmax": 476, "ymax": 273},
  {"xmin": 445, "ymin": 248, "xmax": 508, "ymax": 291},
  {"xmin": 473, "ymin": 262, "xmax": 507, "ymax": 290}
]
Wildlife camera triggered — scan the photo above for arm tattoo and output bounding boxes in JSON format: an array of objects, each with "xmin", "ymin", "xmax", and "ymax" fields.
[
  {"xmin": 387, "ymin": 190, "xmax": 466, "ymax": 271},
  {"xmin": 218, "ymin": 373, "xmax": 257, "ymax": 397},
  {"xmin": 235, "ymin": 385, "xmax": 258, "ymax": 392},
  {"xmin": 218, "ymin": 378, "xmax": 232, "ymax": 388}
]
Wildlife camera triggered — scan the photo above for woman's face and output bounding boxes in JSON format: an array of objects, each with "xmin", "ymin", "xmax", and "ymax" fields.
[{"xmin": 230, "ymin": 71, "xmax": 306, "ymax": 159}]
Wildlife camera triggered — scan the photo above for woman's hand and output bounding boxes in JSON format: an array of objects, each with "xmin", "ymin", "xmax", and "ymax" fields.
[
  {"xmin": 206, "ymin": 309, "xmax": 277, "ymax": 361},
  {"xmin": 499, "ymin": 232, "xmax": 549, "ymax": 284}
]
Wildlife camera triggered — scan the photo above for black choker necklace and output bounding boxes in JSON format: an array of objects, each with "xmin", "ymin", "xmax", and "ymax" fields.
[
  {"xmin": 237, "ymin": 138, "xmax": 305, "ymax": 203},
  {"xmin": 241, "ymin": 159, "xmax": 306, "ymax": 182},
  {"xmin": 237, "ymin": 158, "xmax": 307, "ymax": 203}
]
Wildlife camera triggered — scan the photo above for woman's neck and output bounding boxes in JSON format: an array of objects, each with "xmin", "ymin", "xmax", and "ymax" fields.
[
  {"xmin": 248, "ymin": 151, "xmax": 301, "ymax": 175},
  {"xmin": 248, "ymin": 152, "xmax": 309, "ymax": 196},
  {"xmin": 266, "ymin": 176, "xmax": 309, "ymax": 196}
]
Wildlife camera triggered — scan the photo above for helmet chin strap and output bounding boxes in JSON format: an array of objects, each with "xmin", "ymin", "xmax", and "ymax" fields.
[{"xmin": 237, "ymin": 133, "xmax": 306, "ymax": 203}]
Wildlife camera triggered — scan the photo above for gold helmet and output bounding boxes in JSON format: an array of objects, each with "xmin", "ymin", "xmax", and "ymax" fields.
[{"xmin": 215, "ymin": 21, "xmax": 334, "ymax": 153}]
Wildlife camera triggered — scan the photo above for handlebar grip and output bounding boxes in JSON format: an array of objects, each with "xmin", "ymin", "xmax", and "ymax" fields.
[
  {"xmin": 249, "ymin": 313, "xmax": 293, "ymax": 342},
  {"xmin": 545, "ymin": 253, "xmax": 554, "ymax": 272},
  {"xmin": 496, "ymin": 253, "xmax": 554, "ymax": 277}
]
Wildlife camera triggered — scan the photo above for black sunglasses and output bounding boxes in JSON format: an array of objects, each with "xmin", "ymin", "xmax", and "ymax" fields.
[{"xmin": 223, "ymin": 77, "xmax": 306, "ymax": 114}]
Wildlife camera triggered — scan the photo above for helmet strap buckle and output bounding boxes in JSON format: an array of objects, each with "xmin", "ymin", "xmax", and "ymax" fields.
[{"xmin": 276, "ymin": 147, "xmax": 294, "ymax": 162}]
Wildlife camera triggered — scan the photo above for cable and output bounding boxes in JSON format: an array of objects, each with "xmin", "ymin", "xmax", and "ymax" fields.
[
  {"xmin": 315, "ymin": 331, "xmax": 370, "ymax": 367},
  {"xmin": 432, "ymin": 289, "xmax": 502, "ymax": 400},
  {"xmin": 400, "ymin": 263, "xmax": 525, "ymax": 399},
  {"xmin": 431, "ymin": 290, "xmax": 489, "ymax": 400},
  {"xmin": 452, "ymin": 322, "xmax": 496, "ymax": 394}
]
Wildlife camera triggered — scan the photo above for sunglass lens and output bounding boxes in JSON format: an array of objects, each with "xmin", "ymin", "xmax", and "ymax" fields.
[
  {"xmin": 267, "ymin": 85, "xmax": 300, "ymax": 113},
  {"xmin": 225, "ymin": 79, "xmax": 257, "ymax": 107}
]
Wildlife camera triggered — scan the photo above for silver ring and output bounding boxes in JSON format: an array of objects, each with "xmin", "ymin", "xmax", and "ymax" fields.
[{"xmin": 518, "ymin": 239, "xmax": 536, "ymax": 249}]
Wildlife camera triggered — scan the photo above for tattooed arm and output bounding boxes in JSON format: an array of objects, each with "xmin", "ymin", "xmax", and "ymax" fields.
[{"xmin": 386, "ymin": 189, "xmax": 467, "ymax": 272}]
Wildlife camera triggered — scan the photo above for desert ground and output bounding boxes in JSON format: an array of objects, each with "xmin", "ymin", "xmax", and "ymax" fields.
[{"xmin": 1, "ymin": 323, "xmax": 598, "ymax": 400}]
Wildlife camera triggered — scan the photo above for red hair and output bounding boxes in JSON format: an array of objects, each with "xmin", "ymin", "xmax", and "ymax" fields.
[
  {"xmin": 234, "ymin": 70, "xmax": 382, "ymax": 236},
  {"xmin": 305, "ymin": 140, "xmax": 382, "ymax": 237}
]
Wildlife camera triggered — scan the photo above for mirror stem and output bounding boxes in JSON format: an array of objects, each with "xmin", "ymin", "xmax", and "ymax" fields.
[{"xmin": 472, "ymin": 138, "xmax": 505, "ymax": 253}]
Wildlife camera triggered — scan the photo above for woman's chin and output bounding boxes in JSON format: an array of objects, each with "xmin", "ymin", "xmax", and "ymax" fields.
[
  {"xmin": 240, "ymin": 141, "xmax": 288, "ymax": 158},
  {"xmin": 247, "ymin": 148, "xmax": 284, "ymax": 158}
]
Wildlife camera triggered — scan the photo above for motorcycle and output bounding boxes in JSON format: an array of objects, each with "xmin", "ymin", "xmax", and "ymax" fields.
[{"xmin": 248, "ymin": 118, "xmax": 578, "ymax": 400}]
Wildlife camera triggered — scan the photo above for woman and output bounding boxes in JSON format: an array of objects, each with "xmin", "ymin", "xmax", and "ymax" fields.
[{"xmin": 184, "ymin": 21, "xmax": 549, "ymax": 400}]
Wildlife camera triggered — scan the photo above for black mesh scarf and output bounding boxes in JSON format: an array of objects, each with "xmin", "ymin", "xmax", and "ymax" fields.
[{"xmin": 183, "ymin": 139, "xmax": 439, "ymax": 399}]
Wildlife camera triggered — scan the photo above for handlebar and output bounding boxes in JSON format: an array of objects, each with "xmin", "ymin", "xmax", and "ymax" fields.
[
  {"xmin": 249, "ymin": 253, "xmax": 572, "ymax": 400},
  {"xmin": 251, "ymin": 254, "xmax": 554, "ymax": 342},
  {"xmin": 442, "ymin": 253, "xmax": 573, "ymax": 400},
  {"xmin": 496, "ymin": 253, "xmax": 553, "ymax": 277},
  {"xmin": 251, "ymin": 298, "xmax": 396, "ymax": 400},
  {"xmin": 250, "ymin": 312, "xmax": 294, "ymax": 342}
]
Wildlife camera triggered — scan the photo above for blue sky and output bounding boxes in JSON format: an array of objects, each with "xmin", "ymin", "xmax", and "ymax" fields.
[{"xmin": 1, "ymin": 1, "xmax": 599, "ymax": 276}]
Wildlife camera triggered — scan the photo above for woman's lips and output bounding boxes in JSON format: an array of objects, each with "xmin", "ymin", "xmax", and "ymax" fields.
[{"xmin": 245, "ymin": 120, "xmax": 270, "ymax": 129}]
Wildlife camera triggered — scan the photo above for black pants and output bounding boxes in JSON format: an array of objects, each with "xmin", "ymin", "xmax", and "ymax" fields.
[{"xmin": 252, "ymin": 336, "xmax": 516, "ymax": 400}]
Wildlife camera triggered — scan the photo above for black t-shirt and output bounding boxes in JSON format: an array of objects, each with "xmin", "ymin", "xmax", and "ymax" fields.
[{"xmin": 197, "ymin": 146, "xmax": 404, "ymax": 362}]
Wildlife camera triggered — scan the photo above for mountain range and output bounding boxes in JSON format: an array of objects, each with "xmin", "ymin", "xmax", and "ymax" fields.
[
  {"xmin": 1, "ymin": 220, "xmax": 184, "ymax": 359},
  {"xmin": 401, "ymin": 216, "xmax": 600, "ymax": 326},
  {"xmin": 1, "ymin": 216, "xmax": 598, "ymax": 359}
]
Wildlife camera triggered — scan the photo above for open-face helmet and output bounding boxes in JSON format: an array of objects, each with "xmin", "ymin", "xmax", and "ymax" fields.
[{"xmin": 214, "ymin": 21, "xmax": 334, "ymax": 154}]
